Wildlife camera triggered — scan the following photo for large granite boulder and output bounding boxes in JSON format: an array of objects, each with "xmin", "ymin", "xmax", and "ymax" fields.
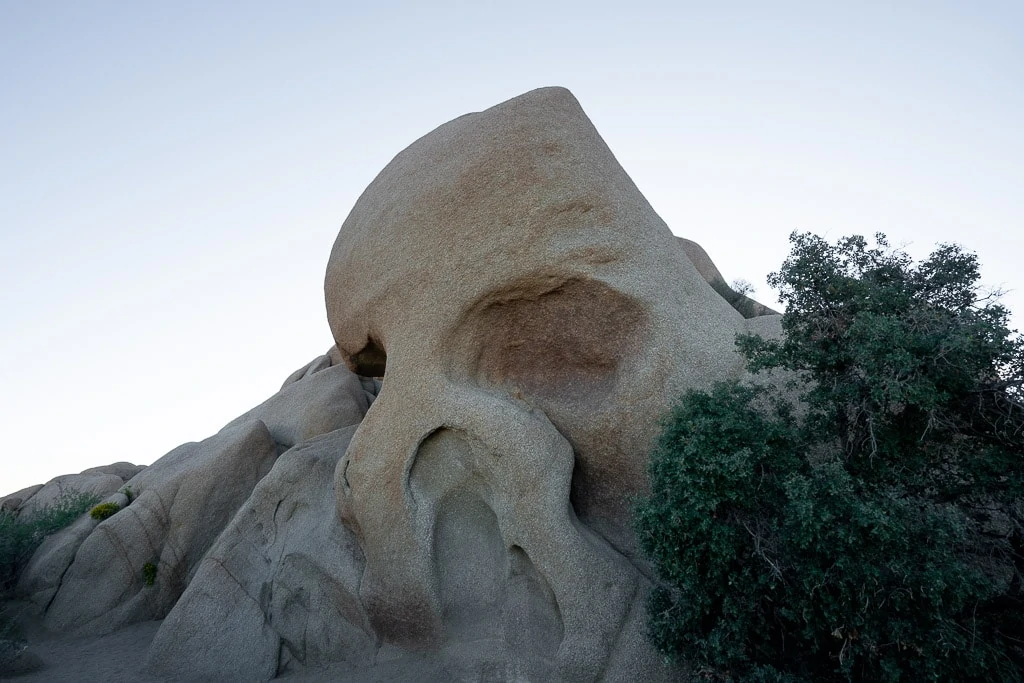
[{"xmin": 322, "ymin": 86, "xmax": 778, "ymax": 678}]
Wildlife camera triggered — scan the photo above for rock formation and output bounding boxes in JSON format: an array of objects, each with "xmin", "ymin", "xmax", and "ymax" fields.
[{"xmin": 1, "ymin": 87, "xmax": 781, "ymax": 681}]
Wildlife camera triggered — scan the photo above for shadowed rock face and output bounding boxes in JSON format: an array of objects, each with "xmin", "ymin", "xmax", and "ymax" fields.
[{"xmin": 323, "ymin": 86, "xmax": 779, "ymax": 679}]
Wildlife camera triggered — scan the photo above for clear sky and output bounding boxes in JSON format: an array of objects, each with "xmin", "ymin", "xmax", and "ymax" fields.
[{"xmin": 2, "ymin": 1, "xmax": 1022, "ymax": 495}]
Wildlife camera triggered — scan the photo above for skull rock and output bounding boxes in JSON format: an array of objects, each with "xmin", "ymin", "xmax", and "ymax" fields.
[{"xmin": 325, "ymin": 86, "xmax": 775, "ymax": 678}]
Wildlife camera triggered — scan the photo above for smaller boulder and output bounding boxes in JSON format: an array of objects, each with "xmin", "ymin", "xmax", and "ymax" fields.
[
  {"xmin": 280, "ymin": 353, "xmax": 333, "ymax": 389},
  {"xmin": 0, "ymin": 485, "xmax": 43, "ymax": 513},
  {"xmin": 17, "ymin": 474, "xmax": 123, "ymax": 517},
  {"xmin": 223, "ymin": 364, "xmax": 371, "ymax": 448},
  {"xmin": 80, "ymin": 462, "xmax": 146, "ymax": 481}
]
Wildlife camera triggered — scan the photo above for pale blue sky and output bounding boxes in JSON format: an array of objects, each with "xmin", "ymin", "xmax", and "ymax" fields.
[{"xmin": 2, "ymin": 1, "xmax": 1022, "ymax": 494}]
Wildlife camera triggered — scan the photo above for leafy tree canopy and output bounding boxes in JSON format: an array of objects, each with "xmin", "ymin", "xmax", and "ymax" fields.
[{"xmin": 635, "ymin": 232, "xmax": 1024, "ymax": 682}]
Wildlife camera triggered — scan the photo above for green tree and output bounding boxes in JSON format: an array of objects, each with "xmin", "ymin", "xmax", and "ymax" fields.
[{"xmin": 635, "ymin": 232, "xmax": 1024, "ymax": 682}]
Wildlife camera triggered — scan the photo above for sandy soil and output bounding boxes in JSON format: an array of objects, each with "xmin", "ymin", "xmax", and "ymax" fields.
[
  {"xmin": 0, "ymin": 608, "xmax": 446, "ymax": 682},
  {"xmin": 1, "ymin": 614, "xmax": 164, "ymax": 683}
]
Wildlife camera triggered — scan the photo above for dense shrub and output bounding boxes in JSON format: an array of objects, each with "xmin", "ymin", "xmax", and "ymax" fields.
[
  {"xmin": 89, "ymin": 502, "xmax": 121, "ymax": 521},
  {"xmin": 635, "ymin": 233, "xmax": 1024, "ymax": 681},
  {"xmin": 0, "ymin": 490, "xmax": 100, "ymax": 593}
]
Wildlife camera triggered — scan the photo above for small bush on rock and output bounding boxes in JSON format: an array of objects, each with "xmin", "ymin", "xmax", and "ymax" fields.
[
  {"xmin": 636, "ymin": 233, "xmax": 1024, "ymax": 682},
  {"xmin": 89, "ymin": 502, "xmax": 121, "ymax": 521},
  {"xmin": 142, "ymin": 562, "xmax": 157, "ymax": 587}
]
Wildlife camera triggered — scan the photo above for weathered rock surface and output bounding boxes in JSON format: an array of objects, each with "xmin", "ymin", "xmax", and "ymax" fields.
[
  {"xmin": 322, "ymin": 85, "xmax": 764, "ymax": 678},
  {"xmin": 144, "ymin": 426, "xmax": 374, "ymax": 682},
  {"xmin": 325, "ymin": 86, "xmax": 772, "ymax": 534},
  {"xmin": 42, "ymin": 420, "xmax": 279, "ymax": 635}
]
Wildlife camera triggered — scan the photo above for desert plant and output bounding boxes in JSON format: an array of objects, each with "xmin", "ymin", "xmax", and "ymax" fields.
[
  {"xmin": 731, "ymin": 278, "xmax": 755, "ymax": 298},
  {"xmin": 0, "ymin": 489, "xmax": 100, "ymax": 593},
  {"xmin": 89, "ymin": 502, "xmax": 121, "ymax": 521},
  {"xmin": 636, "ymin": 233, "xmax": 1024, "ymax": 681},
  {"xmin": 142, "ymin": 561, "xmax": 157, "ymax": 587}
]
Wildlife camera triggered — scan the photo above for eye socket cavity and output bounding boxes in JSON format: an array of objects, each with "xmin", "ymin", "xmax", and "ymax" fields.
[
  {"xmin": 454, "ymin": 276, "xmax": 649, "ymax": 404},
  {"xmin": 349, "ymin": 336, "xmax": 387, "ymax": 378}
]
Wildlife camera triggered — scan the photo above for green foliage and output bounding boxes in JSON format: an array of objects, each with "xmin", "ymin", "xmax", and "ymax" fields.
[
  {"xmin": 142, "ymin": 562, "xmax": 157, "ymax": 587},
  {"xmin": 119, "ymin": 485, "xmax": 134, "ymax": 503},
  {"xmin": 89, "ymin": 502, "xmax": 121, "ymax": 521},
  {"xmin": 0, "ymin": 490, "xmax": 100, "ymax": 594},
  {"xmin": 636, "ymin": 233, "xmax": 1024, "ymax": 682}
]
